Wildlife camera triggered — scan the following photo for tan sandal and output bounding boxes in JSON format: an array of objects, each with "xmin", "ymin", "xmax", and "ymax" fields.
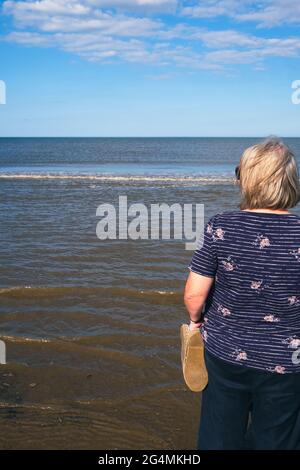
[{"xmin": 180, "ymin": 324, "xmax": 208, "ymax": 392}]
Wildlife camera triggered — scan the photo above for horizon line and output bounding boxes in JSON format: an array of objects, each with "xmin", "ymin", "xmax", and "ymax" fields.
[{"xmin": 0, "ymin": 136, "xmax": 299, "ymax": 139}]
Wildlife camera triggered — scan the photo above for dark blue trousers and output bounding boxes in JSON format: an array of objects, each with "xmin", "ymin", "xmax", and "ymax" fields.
[{"xmin": 198, "ymin": 349, "xmax": 300, "ymax": 450}]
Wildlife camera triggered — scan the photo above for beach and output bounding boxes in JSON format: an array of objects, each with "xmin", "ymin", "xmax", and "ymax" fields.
[{"xmin": 1, "ymin": 137, "xmax": 300, "ymax": 449}]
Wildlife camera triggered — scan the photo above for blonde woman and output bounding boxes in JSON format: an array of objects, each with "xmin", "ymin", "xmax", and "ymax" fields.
[{"xmin": 184, "ymin": 138, "xmax": 300, "ymax": 450}]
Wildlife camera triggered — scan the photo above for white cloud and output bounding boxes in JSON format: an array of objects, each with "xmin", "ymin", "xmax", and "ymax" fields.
[
  {"xmin": 2, "ymin": 0, "xmax": 300, "ymax": 70},
  {"xmin": 187, "ymin": 29, "xmax": 261, "ymax": 48},
  {"xmin": 3, "ymin": 1, "xmax": 163, "ymax": 36},
  {"xmin": 182, "ymin": 0, "xmax": 251, "ymax": 19},
  {"xmin": 31, "ymin": 14, "xmax": 162, "ymax": 36},
  {"xmin": 87, "ymin": 0, "xmax": 177, "ymax": 9},
  {"xmin": 93, "ymin": 0, "xmax": 175, "ymax": 5},
  {"xmin": 236, "ymin": 0, "xmax": 300, "ymax": 27},
  {"xmin": 183, "ymin": 0, "xmax": 300, "ymax": 26},
  {"xmin": 3, "ymin": 0, "xmax": 91, "ymax": 17}
]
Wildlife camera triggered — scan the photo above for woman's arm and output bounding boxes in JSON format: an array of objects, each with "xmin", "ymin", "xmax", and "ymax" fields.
[{"xmin": 184, "ymin": 271, "xmax": 214, "ymax": 330}]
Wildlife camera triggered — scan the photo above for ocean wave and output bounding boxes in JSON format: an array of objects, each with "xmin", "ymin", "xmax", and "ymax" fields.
[
  {"xmin": 0, "ymin": 285, "xmax": 180, "ymax": 300},
  {"xmin": 0, "ymin": 172, "xmax": 233, "ymax": 183},
  {"xmin": 0, "ymin": 334, "xmax": 51, "ymax": 344}
]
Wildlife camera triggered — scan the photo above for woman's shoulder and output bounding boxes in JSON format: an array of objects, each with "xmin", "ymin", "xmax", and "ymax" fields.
[
  {"xmin": 206, "ymin": 211, "xmax": 240, "ymax": 233},
  {"xmin": 207, "ymin": 210, "xmax": 242, "ymax": 224},
  {"xmin": 208, "ymin": 210, "xmax": 300, "ymax": 228}
]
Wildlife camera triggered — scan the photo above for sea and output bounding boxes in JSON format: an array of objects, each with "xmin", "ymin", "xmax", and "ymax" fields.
[{"xmin": 0, "ymin": 137, "xmax": 299, "ymax": 449}]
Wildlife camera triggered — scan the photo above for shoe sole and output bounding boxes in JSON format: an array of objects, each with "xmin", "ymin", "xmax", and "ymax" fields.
[{"xmin": 180, "ymin": 324, "xmax": 208, "ymax": 392}]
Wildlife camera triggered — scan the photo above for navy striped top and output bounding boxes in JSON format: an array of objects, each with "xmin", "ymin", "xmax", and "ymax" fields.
[{"xmin": 188, "ymin": 210, "xmax": 300, "ymax": 374}]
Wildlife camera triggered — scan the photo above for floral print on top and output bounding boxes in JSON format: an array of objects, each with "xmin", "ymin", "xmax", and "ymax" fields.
[{"xmin": 188, "ymin": 210, "xmax": 300, "ymax": 374}]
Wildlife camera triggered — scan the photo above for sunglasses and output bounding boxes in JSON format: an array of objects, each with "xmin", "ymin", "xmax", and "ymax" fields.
[{"xmin": 235, "ymin": 165, "xmax": 240, "ymax": 180}]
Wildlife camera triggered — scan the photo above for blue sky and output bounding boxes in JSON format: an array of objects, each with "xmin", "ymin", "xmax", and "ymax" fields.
[{"xmin": 0, "ymin": 0, "xmax": 300, "ymax": 137}]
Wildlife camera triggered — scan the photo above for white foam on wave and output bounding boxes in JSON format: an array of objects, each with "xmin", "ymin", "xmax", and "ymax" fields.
[{"xmin": 0, "ymin": 172, "xmax": 233, "ymax": 183}]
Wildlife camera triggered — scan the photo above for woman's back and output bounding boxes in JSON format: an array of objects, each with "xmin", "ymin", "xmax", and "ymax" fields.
[
  {"xmin": 189, "ymin": 210, "xmax": 300, "ymax": 373},
  {"xmin": 185, "ymin": 138, "xmax": 300, "ymax": 449}
]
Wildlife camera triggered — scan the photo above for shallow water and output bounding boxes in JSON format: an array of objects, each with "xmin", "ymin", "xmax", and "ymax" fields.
[{"xmin": 0, "ymin": 138, "xmax": 299, "ymax": 449}]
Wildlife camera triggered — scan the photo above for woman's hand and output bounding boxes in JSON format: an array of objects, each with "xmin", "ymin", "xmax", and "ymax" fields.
[{"xmin": 189, "ymin": 320, "xmax": 202, "ymax": 331}]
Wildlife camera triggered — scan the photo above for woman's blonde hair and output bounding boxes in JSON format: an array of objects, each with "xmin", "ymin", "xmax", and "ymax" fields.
[{"xmin": 238, "ymin": 137, "xmax": 300, "ymax": 210}]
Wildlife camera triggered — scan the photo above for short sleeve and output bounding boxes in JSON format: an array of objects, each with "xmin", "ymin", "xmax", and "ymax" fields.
[{"xmin": 188, "ymin": 216, "xmax": 218, "ymax": 278}]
